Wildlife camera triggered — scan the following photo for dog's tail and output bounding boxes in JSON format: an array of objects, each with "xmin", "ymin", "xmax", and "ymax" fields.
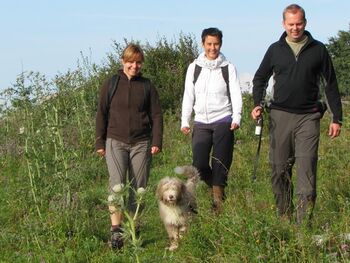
[{"xmin": 174, "ymin": 165, "xmax": 200, "ymax": 183}]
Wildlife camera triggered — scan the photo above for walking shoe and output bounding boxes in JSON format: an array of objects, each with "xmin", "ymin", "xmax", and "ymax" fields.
[
  {"xmin": 212, "ymin": 186, "xmax": 225, "ymax": 214},
  {"xmin": 110, "ymin": 227, "xmax": 123, "ymax": 250}
]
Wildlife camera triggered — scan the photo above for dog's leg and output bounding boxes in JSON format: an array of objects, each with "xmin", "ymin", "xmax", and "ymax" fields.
[
  {"xmin": 168, "ymin": 239, "xmax": 179, "ymax": 251},
  {"xmin": 166, "ymin": 224, "xmax": 179, "ymax": 251},
  {"xmin": 179, "ymin": 224, "xmax": 187, "ymax": 239}
]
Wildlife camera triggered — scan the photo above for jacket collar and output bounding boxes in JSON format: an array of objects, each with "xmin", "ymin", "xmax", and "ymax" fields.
[
  {"xmin": 117, "ymin": 69, "xmax": 142, "ymax": 81},
  {"xmin": 279, "ymin": 30, "xmax": 314, "ymax": 45}
]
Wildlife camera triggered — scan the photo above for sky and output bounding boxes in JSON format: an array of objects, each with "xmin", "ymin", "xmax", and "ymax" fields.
[{"xmin": 1, "ymin": 0, "xmax": 349, "ymax": 94}]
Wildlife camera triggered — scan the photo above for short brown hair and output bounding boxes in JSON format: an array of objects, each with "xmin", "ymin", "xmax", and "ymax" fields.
[
  {"xmin": 283, "ymin": 4, "xmax": 306, "ymax": 21},
  {"xmin": 122, "ymin": 43, "xmax": 144, "ymax": 62}
]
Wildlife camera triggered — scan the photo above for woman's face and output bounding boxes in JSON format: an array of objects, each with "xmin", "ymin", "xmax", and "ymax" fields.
[
  {"xmin": 202, "ymin": 35, "xmax": 221, "ymax": 60},
  {"xmin": 122, "ymin": 55, "xmax": 143, "ymax": 79}
]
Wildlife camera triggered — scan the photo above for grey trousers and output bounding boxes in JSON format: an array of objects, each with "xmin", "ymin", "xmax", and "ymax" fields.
[
  {"xmin": 105, "ymin": 138, "xmax": 151, "ymax": 212},
  {"xmin": 269, "ymin": 109, "xmax": 320, "ymax": 222}
]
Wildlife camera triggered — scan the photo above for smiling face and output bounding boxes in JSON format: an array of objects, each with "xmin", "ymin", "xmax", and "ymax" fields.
[
  {"xmin": 202, "ymin": 35, "xmax": 221, "ymax": 60},
  {"xmin": 283, "ymin": 9, "xmax": 307, "ymax": 42},
  {"xmin": 121, "ymin": 44, "xmax": 144, "ymax": 79},
  {"xmin": 122, "ymin": 57, "xmax": 142, "ymax": 79}
]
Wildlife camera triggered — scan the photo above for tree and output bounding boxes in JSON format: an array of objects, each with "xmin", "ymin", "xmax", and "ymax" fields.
[
  {"xmin": 142, "ymin": 34, "xmax": 199, "ymax": 112},
  {"xmin": 326, "ymin": 25, "xmax": 350, "ymax": 96}
]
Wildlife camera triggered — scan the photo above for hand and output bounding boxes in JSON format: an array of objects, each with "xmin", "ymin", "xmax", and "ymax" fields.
[
  {"xmin": 328, "ymin": 123, "xmax": 341, "ymax": 139},
  {"xmin": 251, "ymin": 106, "xmax": 263, "ymax": 120},
  {"xmin": 230, "ymin": 123, "xmax": 239, "ymax": 130},
  {"xmin": 151, "ymin": 146, "xmax": 160, "ymax": 155},
  {"xmin": 181, "ymin": 127, "xmax": 191, "ymax": 135},
  {"xmin": 96, "ymin": 149, "xmax": 106, "ymax": 157}
]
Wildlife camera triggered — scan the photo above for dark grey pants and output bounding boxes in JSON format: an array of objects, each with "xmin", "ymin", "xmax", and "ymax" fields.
[
  {"xmin": 105, "ymin": 138, "xmax": 151, "ymax": 212},
  {"xmin": 269, "ymin": 109, "xmax": 320, "ymax": 223},
  {"xmin": 192, "ymin": 122, "xmax": 234, "ymax": 187}
]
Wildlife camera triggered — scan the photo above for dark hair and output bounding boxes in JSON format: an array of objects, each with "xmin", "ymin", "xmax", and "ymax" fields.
[
  {"xmin": 283, "ymin": 4, "xmax": 306, "ymax": 21},
  {"xmin": 201, "ymin": 27, "xmax": 223, "ymax": 44}
]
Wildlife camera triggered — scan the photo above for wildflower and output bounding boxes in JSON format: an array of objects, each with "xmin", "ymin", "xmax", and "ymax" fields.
[
  {"xmin": 108, "ymin": 183, "xmax": 125, "ymax": 208},
  {"xmin": 312, "ymin": 234, "xmax": 327, "ymax": 246},
  {"xmin": 137, "ymin": 187, "xmax": 146, "ymax": 195},
  {"xmin": 340, "ymin": 244, "xmax": 349, "ymax": 252},
  {"xmin": 112, "ymin": 183, "xmax": 124, "ymax": 193}
]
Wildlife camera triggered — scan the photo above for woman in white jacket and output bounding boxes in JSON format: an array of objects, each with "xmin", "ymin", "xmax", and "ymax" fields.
[{"xmin": 181, "ymin": 27, "xmax": 242, "ymax": 213}]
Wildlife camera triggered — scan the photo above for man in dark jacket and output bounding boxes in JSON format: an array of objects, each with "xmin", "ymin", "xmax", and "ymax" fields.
[{"xmin": 251, "ymin": 4, "xmax": 342, "ymax": 225}]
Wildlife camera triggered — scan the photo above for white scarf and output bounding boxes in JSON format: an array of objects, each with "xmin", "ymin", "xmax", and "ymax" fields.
[{"xmin": 194, "ymin": 52, "xmax": 229, "ymax": 70}]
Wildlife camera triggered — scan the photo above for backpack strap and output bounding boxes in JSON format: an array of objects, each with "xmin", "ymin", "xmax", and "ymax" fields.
[
  {"xmin": 221, "ymin": 65, "xmax": 230, "ymax": 102},
  {"xmin": 106, "ymin": 74, "xmax": 120, "ymax": 114},
  {"xmin": 107, "ymin": 74, "xmax": 151, "ymax": 115},
  {"xmin": 193, "ymin": 64, "xmax": 231, "ymax": 102},
  {"xmin": 221, "ymin": 65, "xmax": 229, "ymax": 89},
  {"xmin": 193, "ymin": 64, "xmax": 229, "ymax": 87},
  {"xmin": 142, "ymin": 79, "xmax": 151, "ymax": 110},
  {"xmin": 193, "ymin": 64, "xmax": 202, "ymax": 85}
]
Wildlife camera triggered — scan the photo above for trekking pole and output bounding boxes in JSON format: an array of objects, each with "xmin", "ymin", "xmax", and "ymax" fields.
[{"xmin": 252, "ymin": 114, "xmax": 263, "ymax": 182}]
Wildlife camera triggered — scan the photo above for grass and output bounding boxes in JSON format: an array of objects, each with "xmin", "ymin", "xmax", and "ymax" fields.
[{"xmin": 0, "ymin": 60, "xmax": 349, "ymax": 263}]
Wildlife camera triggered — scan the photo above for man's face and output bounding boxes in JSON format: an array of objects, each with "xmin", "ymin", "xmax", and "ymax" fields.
[
  {"xmin": 283, "ymin": 10, "xmax": 306, "ymax": 42},
  {"xmin": 202, "ymin": 35, "xmax": 221, "ymax": 60}
]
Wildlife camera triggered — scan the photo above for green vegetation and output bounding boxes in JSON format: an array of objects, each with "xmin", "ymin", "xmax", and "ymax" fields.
[
  {"xmin": 0, "ymin": 33, "xmax": 349, "ymax": 263},
  {"xmin": 326, "ymin": 25, "xmax": 350, "ymax": 96}
]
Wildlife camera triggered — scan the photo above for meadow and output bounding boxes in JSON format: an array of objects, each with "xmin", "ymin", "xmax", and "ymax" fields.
[{"xmin": 0, "ymin": 37, "xmax": 349, "ymax": 262}]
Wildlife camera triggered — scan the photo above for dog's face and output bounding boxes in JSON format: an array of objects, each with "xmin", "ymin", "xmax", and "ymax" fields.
[{"xmin": 156, "ymin": 177, "xmax": 185, "ymax": 205}]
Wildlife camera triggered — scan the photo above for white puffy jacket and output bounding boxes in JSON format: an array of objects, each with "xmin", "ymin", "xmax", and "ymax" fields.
[{"xmin": 181, "ymin": 52, "xmax": 242, "ymax": 128}]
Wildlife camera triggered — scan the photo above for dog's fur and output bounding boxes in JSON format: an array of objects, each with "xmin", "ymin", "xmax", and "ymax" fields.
[{"xmin": 156, "ymin": 165, "xmax": 200, "ymax": 251}]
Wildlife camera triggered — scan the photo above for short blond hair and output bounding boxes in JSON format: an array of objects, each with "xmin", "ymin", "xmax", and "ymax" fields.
[
  {"xmin": 122, "ymin": 43, "xmax": 144, "ymax": 62},
  {"xmin": 283, "ymin": 4, "xmax": 306, "ymax": 21}
]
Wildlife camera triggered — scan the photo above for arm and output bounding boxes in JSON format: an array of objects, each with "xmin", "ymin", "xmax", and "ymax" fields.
[
  {"xmin": 181, "ymin": 63, "xmax": 196, "ymax": 134},
  {"xmin": 228, "ymin": 64, "xmax": 242, "ymax": 129},
  {"xmin": 251, "ymin": 47, "xmax": 273, "ymax": 119},
  {"xmin": 322, "ymin": 48, "xmax": 343, "ymax": 125},
  {"xmin": 149, "ymin": 83, "xmax": 163, "ymax": 152},
  {"xmin": 252, "ymin": 47, "xmax": 273, "ymax": 107},
  {"xmin": 321, "ymin": 46, "xmax": 343, "ymax": 134},
  {"xmin": 95, "ymin": 78, "xmax": 110, "ymax": 152}
]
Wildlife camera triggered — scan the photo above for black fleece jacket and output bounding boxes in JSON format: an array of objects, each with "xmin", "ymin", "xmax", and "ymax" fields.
[
  {"xmin": 253, "ymin": 31, "xmax": 342, "ymax": 124},
  {"xmin": 95, "ymin": 70, "xmax": 163, "ymax": 151}
]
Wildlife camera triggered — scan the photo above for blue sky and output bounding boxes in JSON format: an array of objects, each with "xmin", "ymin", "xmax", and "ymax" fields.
[{"xmin": 1, "ymin": 0, "xmax": 349, "ymax": 93}]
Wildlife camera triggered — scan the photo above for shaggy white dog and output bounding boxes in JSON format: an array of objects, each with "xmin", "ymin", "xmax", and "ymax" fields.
[{"xmin": 156, "ymin": 165, "xmax": 199, "ymax": 251}]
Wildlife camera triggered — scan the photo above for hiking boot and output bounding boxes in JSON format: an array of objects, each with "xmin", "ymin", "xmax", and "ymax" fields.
[
  {"xmin": 110, "ymin": 227, "xmax": 123, "ymax": 249},
  {"xmin": 212, "ymin": 186, "xmax": 225, "ymax": 214}
]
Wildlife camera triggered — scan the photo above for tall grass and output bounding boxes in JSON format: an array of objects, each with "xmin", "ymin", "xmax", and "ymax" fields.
[{"xmin": 0, "ymin": 36, "xmax": 349, "ymax": 262}]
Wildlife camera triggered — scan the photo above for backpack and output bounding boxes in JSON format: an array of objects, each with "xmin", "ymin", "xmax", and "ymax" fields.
[
  {"xmin": 105, "ymin": 74, "xmax": 151, "ymax": 115},
  {"xmin": 192, "ymin": 64, "xmax": 230, "ymax": 102}
]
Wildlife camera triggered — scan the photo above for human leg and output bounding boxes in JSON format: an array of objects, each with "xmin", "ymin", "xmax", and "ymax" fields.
[
  {"xmin": 294, "ymin": 113, "xmax": 320, "ymax": 225},
  {"xmin": 211, "ymin": 122, "xmax": 234, "ymax": 186},
  {"xmin": 128, "ymin": 140, "xmax": 151, "ymax": 215},
  {"xmin": 192, "ymin": 124, "xmax": 213, "ymax": 187},
  {"xmin": 105, "ymin": 138, "xmax": 129, "ymax": 248},
  {"xmin": 211, "ymin": 122, "xmax": 234, "ymax": 213},
  {"xmin": 269, "ymin": 110, "xmax": 295, "ymax": 218}
]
